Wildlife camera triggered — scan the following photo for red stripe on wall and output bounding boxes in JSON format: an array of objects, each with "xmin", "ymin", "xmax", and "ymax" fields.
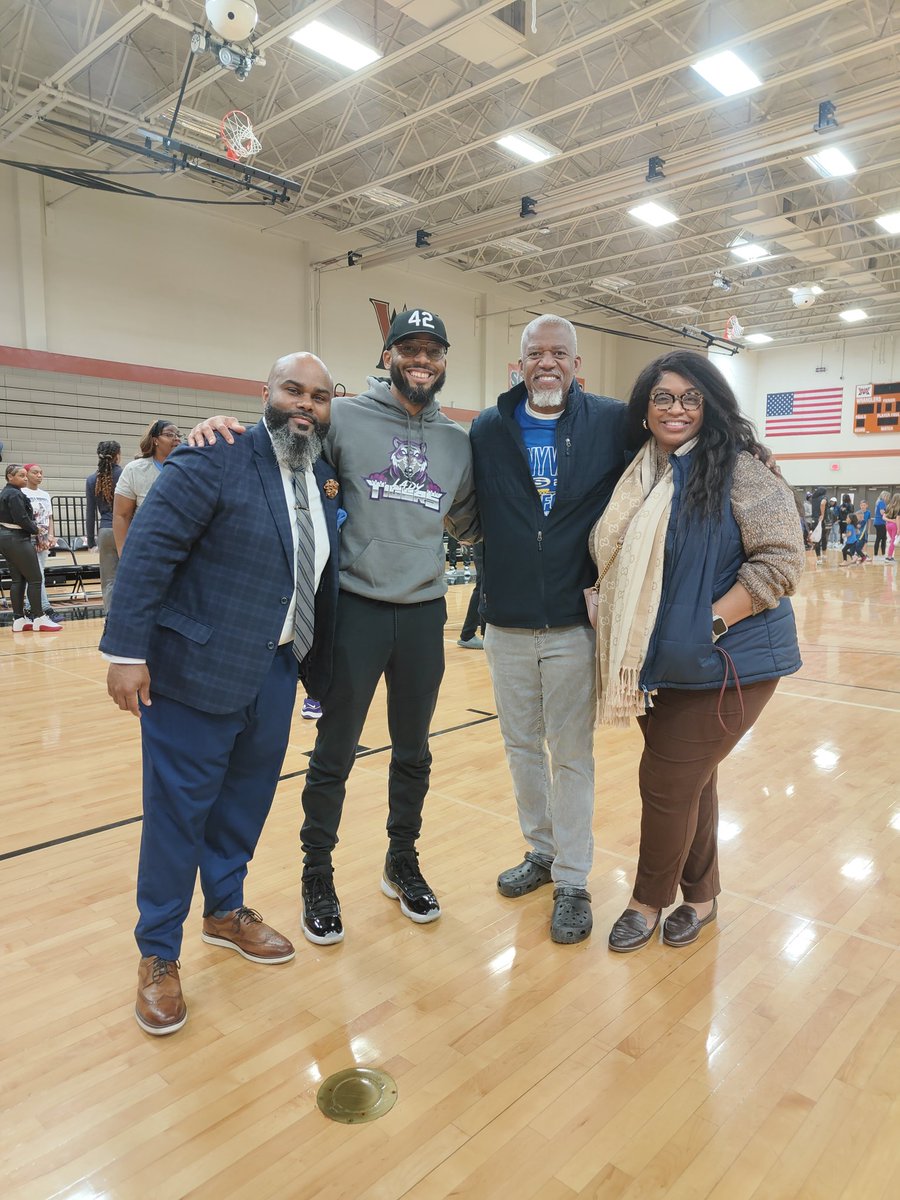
[
  {"xmin": 0, "ymin": 345, "xmax": 483, "ymax": 421},
  {"xmin": 0, "ymin": 344, "xmax": 262, "ymax": 397}
]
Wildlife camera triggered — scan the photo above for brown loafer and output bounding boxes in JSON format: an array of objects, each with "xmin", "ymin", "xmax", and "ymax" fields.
[
  {"xmin": 202, "ymin": 906, "xmax": 295, "ymax": 963},
  {"xmin": 662, "ymin": 898, "xmax": 718, "ymax": 947},
  {"xmin": 135, "ymin": 956, "xmax": 187, "ymax": 1036},
  {"xmin": 608, "ymin": 907, "xmax": 661, "ymax": 953}
]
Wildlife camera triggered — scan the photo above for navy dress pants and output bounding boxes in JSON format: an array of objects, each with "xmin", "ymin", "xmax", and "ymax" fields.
[{"xmin": 135, "ymin": 644, "xmax": 298, "ymax": 960}]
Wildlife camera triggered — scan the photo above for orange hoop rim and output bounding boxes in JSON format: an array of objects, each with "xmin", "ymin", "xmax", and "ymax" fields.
[{"xmin": 220, "ymin": 109, "xmax": 261, "ymax": 159}]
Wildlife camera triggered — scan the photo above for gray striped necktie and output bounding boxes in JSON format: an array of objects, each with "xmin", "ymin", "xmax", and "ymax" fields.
[{"xmin": 291, "ymin": 468, "xmax": 316, "ymax": 663}]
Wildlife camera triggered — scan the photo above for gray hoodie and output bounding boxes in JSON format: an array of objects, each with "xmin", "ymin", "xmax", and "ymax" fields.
[{"xmin": 324, "ymin": 377, "xmax": 479, "ymax": 604}]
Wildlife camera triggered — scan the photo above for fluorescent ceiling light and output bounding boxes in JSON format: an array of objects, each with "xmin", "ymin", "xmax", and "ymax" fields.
[
  {"xmin": 875, "ymin": 210, "xmax": 900, "ymax": 234},
  {"xmin": 290, "ymin": 20, "xmax": 381, "ymax": 70},
  {"xmin": 364, "ymin": 186, "xmax": 410, "ymax": 209},
  {"xmin": 805, "ymin": 147, "xmax": 856, "ymax": 178},
  {"xmin": 495, "ymin": 133, "xmax": 555, "ymax": 163},
  {"xmin": 628, "ymin": 201, "xmax": 678, "ymax": 227},
  {"xmin": 745, "ymin": 333, "xmax": 773, "ymax": 343},
  {"xmin": 788, "ymin": 284, "xmax": 824, "ymax": 295},
  {"xmin": 731, "ymin": 242, "xmax": 770, "ymax": 261},
  {"xmin": 591, "ymin": 275, "xmax": 635, "ymax": 291},
  {"xmin": 496, "ymin": 237, "xmax": 540, "ymax": 254},
  {"xmin": 691, "ymin": 50, "xmax": 761, "ymax": 97},
  {"xmin": 839, "ymin": 309, "xmax": 868, "ymax": 322}
]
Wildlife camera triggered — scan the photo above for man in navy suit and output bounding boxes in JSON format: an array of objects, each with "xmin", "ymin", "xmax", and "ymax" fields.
[{"xmin": 102, "ymin": 352, "xmax": 342, "ymax": 1036}]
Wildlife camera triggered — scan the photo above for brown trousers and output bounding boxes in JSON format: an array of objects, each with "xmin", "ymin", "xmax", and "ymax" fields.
[{"xmin": 633, "ymin": 678, "xmax": 779, "ymax": 908}]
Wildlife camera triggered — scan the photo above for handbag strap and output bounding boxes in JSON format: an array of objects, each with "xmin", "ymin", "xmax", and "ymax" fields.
[{"xmin": 589, "ymin": 535, "xmax": 624, "ymax": 592}]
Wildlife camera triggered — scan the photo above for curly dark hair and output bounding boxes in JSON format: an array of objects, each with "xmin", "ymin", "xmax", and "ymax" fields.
[{"xmin": 624, "ymin": 350, "xmax": 766, "ymax": 519}]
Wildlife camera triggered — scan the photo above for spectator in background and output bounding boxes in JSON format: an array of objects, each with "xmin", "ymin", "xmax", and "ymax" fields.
[
  {"xmin": 113, "ymin": 420, "xmax": 181, "ymax": 553},
  {"xmin": 872, "ymin": 490, "xmax": 889, "ymax": 559},
  {"xmin": 806, "ymin": 487, "xmax": 828, "ymax": 563},
  {"xmin": 837, "ymin": 493, "xmax": 853, "ymax": 538},
  {"xmin": 23, "ymin": 463, "xmax": 62, "ymax": 621},
  {"xmin": 857, "ymin": 497, "xmax": 873, "ymax": 549},
  {"xmin": 884, "ymin": 493, "xmax": 899, "ymax": 563},
  {"xmin": 457, "ymin": 541, "xmax": 485, "ymax": 649},
  {"xmin": 86, "ymin": 440, "xmax": 123, "ymax": 612},
  {"xmin": 842, "ymin": 514, "xmax": 867, "ymax": 564},
  {"xmin": 0, "ymin": 464, "xmax": 62, "ymax": 632}
]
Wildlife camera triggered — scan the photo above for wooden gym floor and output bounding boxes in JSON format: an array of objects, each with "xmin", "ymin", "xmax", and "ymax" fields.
[{"xmin": 1, "ymin": 554, "xmax": 898, "ymax": 1200}]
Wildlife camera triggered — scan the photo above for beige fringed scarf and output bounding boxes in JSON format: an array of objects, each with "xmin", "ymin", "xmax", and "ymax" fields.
[{"xmin": 588, "ymin": 436, "xmax": 698, "ymax": 726}]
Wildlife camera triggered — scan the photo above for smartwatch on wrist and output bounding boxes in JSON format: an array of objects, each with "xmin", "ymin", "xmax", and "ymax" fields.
[{"xmin": 711, "ymin": 614, "xmax": 728, "ymax": 642}]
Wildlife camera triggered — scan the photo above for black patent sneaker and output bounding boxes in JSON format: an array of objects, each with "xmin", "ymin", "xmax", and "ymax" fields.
[
  {"xmin": 301, "ymin": 869, "xmax": 344, "ymax": 945},
  {"xmin": 381, "ymin": 849, "xmax": 441, "ymax": 924}
]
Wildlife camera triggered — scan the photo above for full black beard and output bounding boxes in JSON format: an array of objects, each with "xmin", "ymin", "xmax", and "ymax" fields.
[
  {"xmin": 265, "ymin": 403, "xmax": 329, "ymax": 472},
  {"xmin": 389, "ymin": 360, "xmax": 447, "ymax": 407}
]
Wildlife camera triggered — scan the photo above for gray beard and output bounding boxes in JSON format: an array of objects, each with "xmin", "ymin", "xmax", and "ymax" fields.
[
  {"xmin": 269, "ymin": 421, "xmax": 325, "ymax": 472},
  {"xmin": 528, "ymin": 387, "xmax": 563, "ymax": 410}
]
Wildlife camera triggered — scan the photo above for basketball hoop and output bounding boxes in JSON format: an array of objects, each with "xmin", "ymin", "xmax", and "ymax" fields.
[
  {"xmin": 724, "ymin": 314, "xmax": 744, "ymax": 341},
  {"xmin": 220, "ymin": 110, "xmax": 261, "ymax": 160}
]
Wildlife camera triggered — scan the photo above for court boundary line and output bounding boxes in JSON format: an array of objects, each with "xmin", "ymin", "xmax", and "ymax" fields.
[{"xmin": 1, "ymin": 711, "xmax": 499, "ymax": 861}]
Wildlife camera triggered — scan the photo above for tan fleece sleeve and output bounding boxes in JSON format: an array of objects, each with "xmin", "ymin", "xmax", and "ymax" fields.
[{"xmin": 731, "ymin": 453, "xmax": 806, "ymax": 612}]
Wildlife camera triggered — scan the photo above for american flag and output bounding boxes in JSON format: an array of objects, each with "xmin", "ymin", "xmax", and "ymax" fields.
[{"xmin": 764, "ymin": 388, "xmax": 843, "ymax": 436}]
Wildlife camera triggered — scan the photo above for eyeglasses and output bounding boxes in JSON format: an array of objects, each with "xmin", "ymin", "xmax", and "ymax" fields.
[
  {"xmin": 393, "ymin": 341, "xmax": 447, "ymax": 361},
  {"xmin": 649, "ymin": 389, "xmax": 704, "ymax": 411}
]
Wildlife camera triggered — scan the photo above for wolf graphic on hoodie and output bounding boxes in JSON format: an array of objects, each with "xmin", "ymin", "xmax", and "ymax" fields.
[{"xmin": 325, "ymin": 376, "xmax": 479, "ymax": 604}]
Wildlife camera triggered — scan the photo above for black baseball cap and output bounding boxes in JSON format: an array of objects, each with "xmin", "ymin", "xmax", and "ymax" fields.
[{"xmin": 383, "ymin": 309, "xmax": 450, "ymax": 351}]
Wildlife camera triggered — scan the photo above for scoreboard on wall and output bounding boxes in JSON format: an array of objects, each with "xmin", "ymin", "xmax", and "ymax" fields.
[{"xmin": 854, "ymin": 383, "xmax": 900, "ymax": 433}]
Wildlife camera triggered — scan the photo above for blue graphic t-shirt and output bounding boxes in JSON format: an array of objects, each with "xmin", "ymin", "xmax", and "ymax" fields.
[{"xmin": 515, "ymin": 399, "xmax": 559, "ymax": 515}]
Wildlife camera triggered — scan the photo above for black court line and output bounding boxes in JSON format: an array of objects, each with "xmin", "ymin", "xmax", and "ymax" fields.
[
  {"xmin": 3, "ymin": 710, "xmax": 499, "ymax": 861},
  {"xmin": 279, "ymin": 712, "xmax": 499, "ymax": 780},
  {"xmin": 1, "ymin": 815, "xmax": 144, "ymax": 862},
  {"xmin": 792, "ymin": 675, "xmax": 900, "ymax": 696}
]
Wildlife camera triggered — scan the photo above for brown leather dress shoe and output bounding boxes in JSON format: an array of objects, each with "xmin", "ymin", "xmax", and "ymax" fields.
[
  {"xmin": 662, "ymin": 898, "xmax": 718, "ymax": 947},
  {"xmin": 608, "ymin": 908, "xmax": 661, "ymax": 953},
  {"xmin": 135, "ymin": 956, "xmax": 187, "ymax": 1036},
  {"xmin": 202, "ymin": 906, "xmax": 295, "ymax": 963}
]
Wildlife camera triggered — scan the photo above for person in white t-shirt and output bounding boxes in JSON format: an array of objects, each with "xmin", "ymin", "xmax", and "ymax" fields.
[
  {"xmin": 24, "ymin": 463, "xmax": 61, "ymax": 620},
  {"xmin": 113, "ymin": 419, "xmax": 181, "ymax": 554}
]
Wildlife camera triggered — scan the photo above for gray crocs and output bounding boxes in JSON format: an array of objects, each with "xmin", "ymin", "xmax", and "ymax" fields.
[
  {"xmin": 550, "ymin": 886, "xmax": 593, "ymax": 944},
  {"xmin": 497, "ymin": 852, "xmax": 554, "ymax": 898}
]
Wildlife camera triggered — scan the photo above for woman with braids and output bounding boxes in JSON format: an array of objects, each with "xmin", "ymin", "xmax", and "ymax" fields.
[
  {"xmin": 85, "ymin": 440, "xmax": 122, "ymax": 612},
  {"xmin": 588, "ymin": 351, "xmax": 804, "ymax": 953},
  {"xmin": 0, "ymin": 464, "xmax": 62, "ymax": 632},
  {"xmin": 113, "ymin": 419, "xmax": 181, "ymax": 554}
]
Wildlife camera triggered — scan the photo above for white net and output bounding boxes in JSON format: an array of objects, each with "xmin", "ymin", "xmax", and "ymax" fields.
[{"xmin": 220, "ymin": 110, "xmax": 262, "ymax": 159}]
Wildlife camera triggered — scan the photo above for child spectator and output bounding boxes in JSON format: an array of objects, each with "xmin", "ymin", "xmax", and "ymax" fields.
[{"xmin": 842, "ymin": 514, "xmax": 867, "ymax": 564}]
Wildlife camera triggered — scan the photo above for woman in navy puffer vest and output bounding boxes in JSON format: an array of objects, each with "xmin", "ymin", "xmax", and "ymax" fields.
[{"xmin": 588, "ymin": 351, "xmax": 804, "ymax": 954}]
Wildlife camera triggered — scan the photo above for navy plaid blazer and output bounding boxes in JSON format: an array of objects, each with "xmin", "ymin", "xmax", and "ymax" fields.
[{"xmin": 100, "ymin": 421, "xmax": 341, "ymax": 714}]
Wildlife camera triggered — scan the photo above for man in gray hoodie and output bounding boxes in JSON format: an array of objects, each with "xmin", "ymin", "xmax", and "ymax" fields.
[
  {"xmin": 189, "ymin": 310, "xmax": 478, "ymax": 945},
  {"xmin": 300, "ymin": 309, "xmax": 478, "ymax": 943}
]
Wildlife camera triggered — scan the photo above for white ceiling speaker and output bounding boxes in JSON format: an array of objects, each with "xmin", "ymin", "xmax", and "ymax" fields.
[
  {"xmin": 791, "ymin": 286, "xmax": 818, "ymax": 308},
  {"xmin": 788, "ymin": 282, "xmax": 825, "ymax": 308},
  {"xmin": 205, "ymin": 0, "xmax": 258, "ymax": 43}
]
